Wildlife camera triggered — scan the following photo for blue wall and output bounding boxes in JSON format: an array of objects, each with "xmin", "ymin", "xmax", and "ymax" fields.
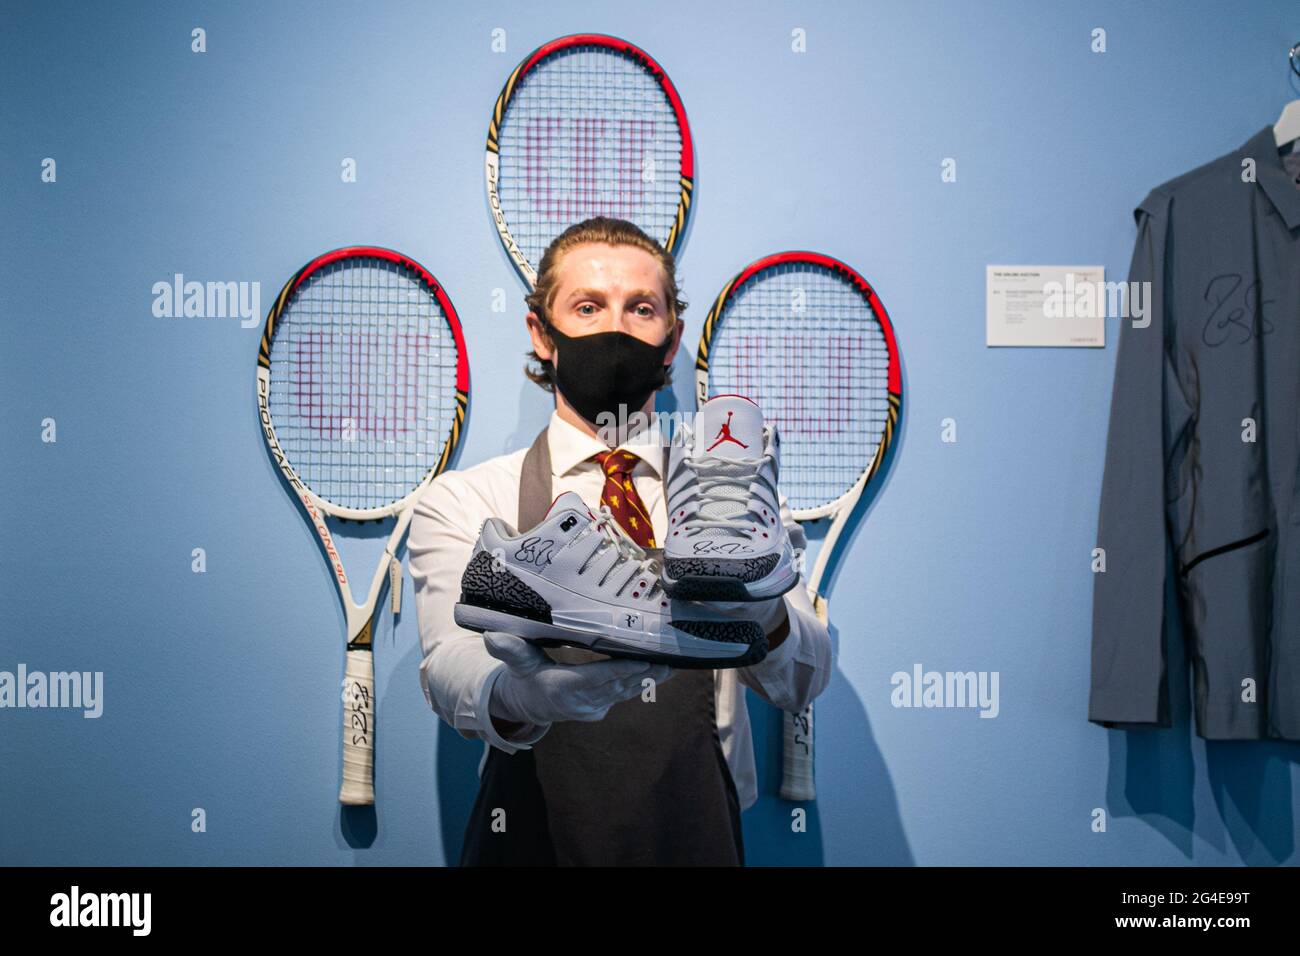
[{"xmin": 3, "ymin": 0, "xmax": 1298, "ymax": 866}]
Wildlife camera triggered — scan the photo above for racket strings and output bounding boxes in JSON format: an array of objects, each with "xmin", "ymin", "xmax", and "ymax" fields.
[
  {"xmin": 497, "ymin": 45, "xmax": 685, "ymax": 270},
  {"xmin": 707, "ymin": 263, "xmax": 892, "ymax": 512},
  {"xmin": 267, "ymin": 257, "xmax": 459, "ymax": 511}
]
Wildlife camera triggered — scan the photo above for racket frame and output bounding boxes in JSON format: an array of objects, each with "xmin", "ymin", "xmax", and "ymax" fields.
[
  {"xmin": 484, "ymin": 32, "xmax": 696, "ymax": 290},
  {"xmin": 255, "ymin": 245, "xmax": 469, "ymax": 805},
  {"xmin": 694, "ymin": 250, "xmax": 902, "ymax": 802}
]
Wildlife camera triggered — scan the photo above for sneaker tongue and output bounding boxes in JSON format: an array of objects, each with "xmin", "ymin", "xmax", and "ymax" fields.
[{"xmin": 698, "ymin": 395, "xmax": 764, "ymax": 461}]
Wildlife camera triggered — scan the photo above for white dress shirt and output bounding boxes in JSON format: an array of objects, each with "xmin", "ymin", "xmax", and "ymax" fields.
[{"xmin": 407, "ymin": 410, "xmax": 833, "ymax": 811}]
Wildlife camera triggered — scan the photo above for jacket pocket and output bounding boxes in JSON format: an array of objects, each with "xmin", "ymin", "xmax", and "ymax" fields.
[
  {"xmin": 1176, "ymin": 526, "xmax": 1272, "ymax": 735},
  {"xmin": 1179, "ymin": 528, "xmax": 1270, "ymax": 577}
]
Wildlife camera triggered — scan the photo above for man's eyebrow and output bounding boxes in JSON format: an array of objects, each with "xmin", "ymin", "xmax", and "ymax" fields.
[{"xmin": 563, "ymin": 287, "xmax": 665, "ymax": 302}]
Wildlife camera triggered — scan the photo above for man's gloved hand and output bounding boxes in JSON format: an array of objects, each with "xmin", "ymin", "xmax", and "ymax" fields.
[{"xmin": 484, "ymin": 631, "xmax": 674, "ymax": 727}]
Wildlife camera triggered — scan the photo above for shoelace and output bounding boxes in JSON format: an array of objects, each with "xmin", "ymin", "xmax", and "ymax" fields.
[
  {"xmin": 578, "ymin": 506, "xmax": 665, "ymax": 598},
  {"xmin": 679, "ymin": 456, "xmax": 770, "ymax": 535}
]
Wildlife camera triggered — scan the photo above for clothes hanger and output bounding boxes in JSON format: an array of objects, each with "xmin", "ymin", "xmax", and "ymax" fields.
[{"xmin": 1273, "ymin": 41, "xmax": 1300, "ymax": 148}]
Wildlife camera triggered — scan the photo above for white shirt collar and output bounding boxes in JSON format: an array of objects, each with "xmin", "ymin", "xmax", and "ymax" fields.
[{"xmin": 546, "ymin": 410, "xmax": 667, "ymax": 480}]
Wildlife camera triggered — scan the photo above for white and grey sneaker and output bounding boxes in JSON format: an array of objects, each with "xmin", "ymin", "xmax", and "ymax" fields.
[
  {"xmin": 453, "ymin": 491, "xmax": 767, "ymax": 668},
  {"xmin": 662, "ymin": 395, "xmax": 799, "ymax": 601}
]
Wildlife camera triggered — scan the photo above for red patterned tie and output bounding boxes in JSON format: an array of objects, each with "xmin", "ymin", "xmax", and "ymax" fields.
[{"xmin": 592, "ymin": 450, "xmax": 656, "ymax": 548}]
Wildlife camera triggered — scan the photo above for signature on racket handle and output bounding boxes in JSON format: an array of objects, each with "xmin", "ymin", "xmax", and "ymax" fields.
[
  {"xmin": 339, "ymin": 648, "xmax": 376, "ymax": 805},
  {"xmin": 779, "ymin": 705, "xmax": 815, "ymax": 802}
]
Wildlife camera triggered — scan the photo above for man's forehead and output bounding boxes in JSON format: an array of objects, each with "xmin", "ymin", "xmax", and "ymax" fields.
[{"xmin": 553, "ymin": 243, "xmax": 668, "ymax": 298}]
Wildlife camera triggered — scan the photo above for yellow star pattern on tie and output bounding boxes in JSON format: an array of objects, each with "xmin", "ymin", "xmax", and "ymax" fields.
[{"xmin": 591, "ymin": 449, "xmax": 656, "ymax": 548}]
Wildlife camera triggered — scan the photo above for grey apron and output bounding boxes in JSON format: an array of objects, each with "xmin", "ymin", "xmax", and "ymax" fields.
[{"xmin": 459, "ymin": 428, "xmax": 744, "ymax": 866}]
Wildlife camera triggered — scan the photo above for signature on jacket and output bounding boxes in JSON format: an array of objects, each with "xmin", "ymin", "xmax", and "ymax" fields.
[{"xmin": 1203, "ymin": 274, "xmax": 1275, "ymax": 347}]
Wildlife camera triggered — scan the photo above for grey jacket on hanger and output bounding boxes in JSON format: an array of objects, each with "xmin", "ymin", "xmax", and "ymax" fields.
[{"xmin": 1090, "ymin": 125, "xmax": 1300, "ymax": 739}]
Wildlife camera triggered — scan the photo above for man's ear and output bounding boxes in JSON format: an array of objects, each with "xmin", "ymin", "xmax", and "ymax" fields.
[
  {"xmin": 526, "ymin": 312, "xmax": 554, "ymax": 362},
  {"xmin": 663, "ymin": 318, "xmax": 685, "ymax": 366}
]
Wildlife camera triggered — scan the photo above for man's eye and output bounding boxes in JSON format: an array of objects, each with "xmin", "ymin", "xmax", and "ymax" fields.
[
  {"xmin": 634, "ymin": 304, "xmax": 655, "ymax": 317},
  {"xmin": 577, "ymin": 304, "xmax": 597, "ymax": 316}
]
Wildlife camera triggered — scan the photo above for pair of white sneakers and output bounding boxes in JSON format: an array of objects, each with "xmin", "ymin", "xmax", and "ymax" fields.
[{"xmin": 453, "ymin": 396, "xmax": 797, "ymax": 669}]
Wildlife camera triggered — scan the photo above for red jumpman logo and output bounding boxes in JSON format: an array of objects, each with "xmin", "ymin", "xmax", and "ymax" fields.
[{"xmin": 707, "ymin": 411, "xmax": 749, "ymax": 452}]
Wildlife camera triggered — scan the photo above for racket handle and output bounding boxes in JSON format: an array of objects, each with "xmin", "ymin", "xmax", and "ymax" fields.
[
  {"xmin": 779, "ymin": 704, "xmax": 815, "ymax": 801},
  {"xmin": 779, "ymin": 590, "xmax": 824, "ymax": 801},
  {"xmin": 339, "ymin": 648, "xmax": 375, "ymax": 805}
]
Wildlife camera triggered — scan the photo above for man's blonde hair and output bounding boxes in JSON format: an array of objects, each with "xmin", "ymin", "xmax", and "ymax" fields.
[{"xmin": 525, "ymin": 217, "xmax": 687, "ymax": 393}]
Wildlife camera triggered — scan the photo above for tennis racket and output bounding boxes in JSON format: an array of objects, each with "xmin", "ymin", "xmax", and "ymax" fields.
[
  {"xmin": 255, "ymin": 246, "xmax": 469, "ymax": 805},
  {"xmin": 695, "ymin": 251, "xmax": 902, "ymax": 801},
  {"xmin": 485, "ymin": 32, "xmax": 695, "ymax": 289}
]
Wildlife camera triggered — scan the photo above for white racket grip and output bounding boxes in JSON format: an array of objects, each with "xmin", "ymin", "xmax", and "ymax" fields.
[
  {"xmin": 780, "ymin": 704, "xmax": 815, "ymax": 801},
  {"xmin": 339, "ymin": 649, "xmax": 375, "ymax": 805},
  {"xmin": 779, "ymin": 589, "xmax": 825, "ymax": 801}
]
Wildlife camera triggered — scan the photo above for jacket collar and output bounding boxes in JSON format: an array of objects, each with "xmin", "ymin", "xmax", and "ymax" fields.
[
  {"xmin": 1247, "ymin": 124, "xmax": 1300, "ymax": 231},
  {"xmin": 546, "ymin": 410, "xmax": 666, "ymax": 480}
]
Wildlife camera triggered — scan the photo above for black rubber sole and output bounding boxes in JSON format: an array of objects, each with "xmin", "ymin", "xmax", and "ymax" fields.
[
  {"xmin": 454, "ymin": 602, "xmax": 768, "ymax": 669},
  {"xmin": 661, "ymin": 575, "xmax": 755, "ymax": 601},
  {"xmin": 660, "ymin": 565, "xmax": 801, "ymax": 602},
  {"xmin": 533, "ymin": 633, "xmax": 768, "ymax": 670}
]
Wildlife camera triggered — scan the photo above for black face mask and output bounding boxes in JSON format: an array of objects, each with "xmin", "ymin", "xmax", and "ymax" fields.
[{"xmin": 544, "ymin": 323, "xmax": 674, "ymax": 426}]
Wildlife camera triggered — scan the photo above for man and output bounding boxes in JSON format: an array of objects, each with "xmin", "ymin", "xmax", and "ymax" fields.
[{"xmin": 408, "ymin": 216, "xmax": 832, "ymax": 865}]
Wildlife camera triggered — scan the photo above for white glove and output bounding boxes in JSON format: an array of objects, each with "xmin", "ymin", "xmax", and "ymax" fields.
[{"xmin": 484, "ymin": 631, "xmax": 674, "ymax": 727}]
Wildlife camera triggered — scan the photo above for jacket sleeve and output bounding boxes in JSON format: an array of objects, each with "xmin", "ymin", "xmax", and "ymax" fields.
[
  {"xmin": 408, "ymin": 469, "xmax": 551, "ymax": 753},
  {"xmin": 1088, "ymin": 191, "xmax": 1180, "ymax": 729}
]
